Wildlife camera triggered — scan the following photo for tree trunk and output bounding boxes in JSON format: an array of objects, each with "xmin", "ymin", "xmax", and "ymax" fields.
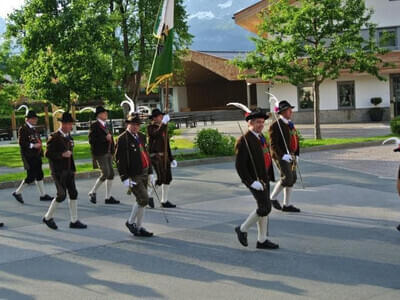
[{"xmin": 313, "ymin": 80, "xmax": 322, "ymax": 140}]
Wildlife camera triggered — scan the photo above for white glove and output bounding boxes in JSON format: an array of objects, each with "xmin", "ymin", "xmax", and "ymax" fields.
[
  {"xmin": 250, "ymin": 181, "xmax": 264, "ymax": 191},
  {"xmin": 171, "ymin": 160, "xmax": 178, "ymax": 168},
  {"xmin": 123, "ymin": 179, "xmax": 136, "ymax": 187},
  {"xmin": 149, "ymin": 174, "xmax": 156, "ymax": 186},
  {"xmin": 162, "ymin": 114, "xmax": 170, "ymax": 124},
  {"xmin": 282, "ymin": 154, "xmax": 293, "ymax": 162}
]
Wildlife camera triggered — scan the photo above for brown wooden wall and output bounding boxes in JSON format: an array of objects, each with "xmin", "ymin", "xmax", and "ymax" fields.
[{"xmin": 186, "ymin": 80, "xmax": 247, "ymax": 111}]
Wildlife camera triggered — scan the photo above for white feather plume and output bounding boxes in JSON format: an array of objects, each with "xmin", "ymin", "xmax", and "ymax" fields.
[
  {"xmin": 265, "ymin": 92, "xmax": 280, "ymax": 112},
  {"xmin": 121, "ymin": 94, "xmax": 135, "ymax": 114},
  {"xmin": 79, "ymin": 107, "xmax": 96, "ymax": 113},
  {"xmin": 226, "ymin": 102, "xmax": 251, "ymax": 114},
  {"xmin": 17, "ymin": 105, "xmax": 29, "ymax": 116},
  {"xmin": 53, "ymin": 109, "xmax": 65, "ymax": 115},
  {"xmin": 383, "ymin": 137, "xmax": 400, "ymax": 146}
]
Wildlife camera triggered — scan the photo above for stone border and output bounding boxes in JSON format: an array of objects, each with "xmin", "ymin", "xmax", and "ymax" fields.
[{"xmin": 0, "ymin": 140, "xmax": 384, "ymax": 190}]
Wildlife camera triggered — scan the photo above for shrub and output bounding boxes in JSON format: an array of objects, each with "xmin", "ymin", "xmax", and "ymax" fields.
[
  {"xmin": 370, "ymin": 97, "xmax": 383, "ymax": 106},
  {"xmin": 390, "ymin": 116, "xmax": 400, "ymax": 136},
  {"xmin": 195, "ymin": 129, "xmax": 235, "ymax": 156}
]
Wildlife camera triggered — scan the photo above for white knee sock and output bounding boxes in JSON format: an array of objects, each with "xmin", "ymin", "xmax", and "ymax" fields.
[
  {"xmin": 161, "ymin": 184, "xmax": 169, "ymax": 204},
  {"xmin": 68, "ymin": 199, "xmax": 78, "ymax": 223},
  {"xmin": 15, "ymin": 180, "xmax": 27, "ymax": 195},
  {"xmin": 270, "ymin": 181, "xmax": 283, "ymax": 200},
  {"xmin": 136, "ymin": 206, "xmax": 145, "ymax": 229},
  {"xmin": 35, "ymin": 180, "xmax": 46, "ymax": 197},
  {"xmin": 257, "ymin": 216, "xmax": 268, "ymax": 243},
  {"xmin": 45, "ymin": 199, "xmax": 59, "ymax": 220},
  {"xmin": 283, "ymin": 187, "xmax": 292, "ymax": 206},
  {"xmin": 240, "ymin": 209, "xmax": 260, "ymax": 232},
  {"xmin": 89, "ymin": 178, "xmax": 103, "ymax": 194},
  {"xmin": 128, "ymin": 204, "xmax": 139, "ymax": 224},
  {"xmin": 105, "ymin": 179, "xmax": 113, "ymax": 199}
]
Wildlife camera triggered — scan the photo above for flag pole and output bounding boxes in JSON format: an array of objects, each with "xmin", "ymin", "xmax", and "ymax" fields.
[{"xmin": 164, "ymin": 79, "xmax": 169, "ymax": 169}]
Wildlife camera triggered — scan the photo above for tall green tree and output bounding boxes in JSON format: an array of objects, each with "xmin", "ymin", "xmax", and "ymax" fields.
[
  {"xmin": 7, "ymin": 0, "xmax": 120, "ymax": 110},
  {"xmin": 234, "ymin": 0, "xmax": 389, "ymax": 139},
  {"xmin": 111, "ymin": 0, "xmax": 192, "ymax": 105},
  {"xmin": 0, "ymin": 40, "xmax": 24, "ymax": 114}
]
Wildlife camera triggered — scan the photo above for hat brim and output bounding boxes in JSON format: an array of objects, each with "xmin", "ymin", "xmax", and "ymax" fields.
[
  {"xmin": 278, "ymin": 105, "xmax": 295, "ymax": 114},
  {"xmin": 246, "ymin": 113, "xmax": 269, "ymax": 122},
  {"xmin": 149, "ymin": 112, "xmax": 165, "ymax": 120},
  {"xmin": 57, "ymin": 118, "xmax": 75, "ymax": 123},
  {"xmin": 125, "ymin": 119, "xmax": 143, "ymax": 124}
]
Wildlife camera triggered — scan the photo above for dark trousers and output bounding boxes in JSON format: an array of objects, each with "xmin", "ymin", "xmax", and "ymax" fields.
[
  {"xmin": 24, "ymin": 157, "xmax": 44, "ymax": 184},
  {"xmin": 275, "ymin": 159, "xmax": 297, "ymax": 187},
  {"xmin": 151, "ymin": 155, "xmax": 172, "ymax": 185},
  {"xmin": 53, "ymin": 171, "xmax": 78, "ymax": 203},
  {"xmin": 248, "ymin": 183, "xmax": 272, "ymax": 217},
  {"xmin": 94, "ymin": 153, "xmax": 114, "ymax": 181},
  {"xmin": 130, "ymin": 169, "xmax": 149, "ymax": 207}
]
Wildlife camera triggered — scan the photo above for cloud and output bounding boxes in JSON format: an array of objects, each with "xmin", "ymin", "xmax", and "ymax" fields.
[
  {"xmin": 217, "ymin": 0, "xmax": 233, "ymax": 9},
  {"xmin": 0, "ymin": 0, "xmax": 24, "ymax": 18},
  {"xmin": 188, "ymin": 11, "xmax": 215, "ymax": 20}
]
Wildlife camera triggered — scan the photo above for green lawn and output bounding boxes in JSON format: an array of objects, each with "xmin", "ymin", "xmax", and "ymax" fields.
[{"xmin": 300, "ymin": 135, "xmax": 393, "ymax": 148}]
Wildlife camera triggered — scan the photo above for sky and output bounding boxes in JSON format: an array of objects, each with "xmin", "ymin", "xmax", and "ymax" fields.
[
  {"xmin": 0, "ymin": 0, "xmax": 24, "ymax": 18},
  {"xmin": 0, "ymin": 0, "xmax": 259, "ymax": 51}
]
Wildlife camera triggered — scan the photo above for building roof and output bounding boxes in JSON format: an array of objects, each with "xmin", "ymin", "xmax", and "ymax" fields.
[{"xmin": 197, "ymin": 51, "xmax": 250, "ymax": 60}]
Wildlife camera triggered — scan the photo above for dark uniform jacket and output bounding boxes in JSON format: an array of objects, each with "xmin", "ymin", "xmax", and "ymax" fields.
[
  {"xmin": 115, "ymin": 130, "xmax": 153, "ymax": 182},
  {"xmin": 147, "ymin": 123, "xmax": 173, "ymax": 161},
  {"xmin": 235, "ymin": 131, "xmax": 275, "ymax": 188},
  {"xmin": 269, "ymin": 119, "xmax": 300, "ymax": 160},
  {"xmin": 45, "ymin": 131, "xmax": 76, "ymax": 175},
  {"xmin": 88, "ymin": 120, "xmax": 115, "ymax": 156},
  {"xmin": 19, "ymin": 123, "xmax": 43, "ymax": 168}
]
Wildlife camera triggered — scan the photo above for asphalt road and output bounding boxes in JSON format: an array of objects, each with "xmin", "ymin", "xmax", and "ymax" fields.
[{"xmin": 0, "ymin": 146, "xmax": 399, "ymax": 299}]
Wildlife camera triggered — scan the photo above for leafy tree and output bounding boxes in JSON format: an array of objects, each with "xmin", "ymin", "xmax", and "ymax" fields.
[
  {"xmin": 0, "ymin": 40, "xmax": 24, "ymax": 114},
  {"xmin": 234, "ymin": 0, "xmax": 389, "ymax": 139},
  {"xmin": 111, "ymin": 0, "xmax": 192, "ymax": 105},
  {"xmin": 7, "ymin": 0, "xmax": 120, "ymax": 110}
]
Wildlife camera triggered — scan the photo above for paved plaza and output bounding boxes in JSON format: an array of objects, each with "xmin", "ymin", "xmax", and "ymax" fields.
[{"xmin": 0, "ymin": 145, "xmax": 399, "ymax": 299}]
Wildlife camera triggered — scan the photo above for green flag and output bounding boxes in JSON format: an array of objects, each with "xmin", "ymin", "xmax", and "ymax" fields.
[{"xmin": 146, "ymin": 0, "xmax": 174, "ymax": 95}]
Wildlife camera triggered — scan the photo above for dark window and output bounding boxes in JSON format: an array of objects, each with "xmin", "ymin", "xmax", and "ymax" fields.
[
  {"xmin": 337, "ymin": 81, "xmax": 355, "ymax": 109},
  {"xmin": 378, "ymin": 28, "xmax": 397, "ymax": 48},
  {"xmin": 298, "ymin": 84, "xmax": 314, "ymax": 110}
]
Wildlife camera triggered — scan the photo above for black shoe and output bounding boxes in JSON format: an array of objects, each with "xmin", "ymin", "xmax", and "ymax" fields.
[
  {"xmin": 40, "ymin": 194, "xmax": 53, "ymax": 201},
  {"xmin": 271, "ymin": 199, "xmax": 282, "ymax": 210},
  {"xmin": 0, "ymin": 222, "xmax": 3, "ymax": 228},
  {"xmin": 235, "ymin": 226, "xmax": 248, "ymax": 247},
  {"xmin": 69, "ymin": 220, "xmax": 87, "ymax": 229},
  {"xmin": 89, "ymin": 193, "xmax": 96, "ymax": 204},
  {"xmin": 134, "ymin": 227, "xmax": 154, "ymax": 237},
  {"xmin": 12, "ymin": 192, "xmax": 24, "ymax": 204},
  {"xmin": 256, "ymin": 239, "xmax": 279, "ymax": 249},
  {"xmin": 397, "ymin": 224, "xmax": 400, "ymax": 232},
  {"xmin": 105, "ymin": 196, "xmax": 120, "ymax": 204},
  {"xmin": 125, "ymin": 221, "xmax": 137, "ymax": 235},
  {"xmin": 161, "ymin": 201, "xmax": 176, "ymax": 208},
  {"xmin": 282, "ymin": 205, "xmax": 301, "ymax": 213},
  {"xmin": 148, "ymin": 197, "xmax": 155, "ymax": 209},
  {"xmin": 43, "ymin": 217, "xmax": 58, "ymax": 230}
]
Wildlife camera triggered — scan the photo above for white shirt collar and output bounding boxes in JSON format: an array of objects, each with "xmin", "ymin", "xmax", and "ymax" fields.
[
  {"xmin": 97, "ymin": 119, "xmax": 106, "ymax": 127},
  {"xmin": 58, "ymin": 128, "xmax": 69, "ymax": 138},
  {"xmin": 249, "ymin": 130, "xmax": 261, "ymax": 138},
  {"xmin": 127, "ymin": 129, "xmax": 138, "ymax": 137},
  {"xmin": 280, "ymin": 116, "xmax": 290, "ymax": 124},
  {"xmin": 26, "ymin": 121, "xmax": 34, "ymax": 129}
]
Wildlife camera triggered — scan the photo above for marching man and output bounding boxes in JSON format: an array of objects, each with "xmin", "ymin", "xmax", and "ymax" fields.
[
  {"xmin": 88, "ymin": 106, "xmax": 119, "ymax": 205},
  {"xmin": 269, "ymin": 100, "xmax": 301, "ymax": 213},
  {"xmin": 147, "ymin": 108, "xmax": 178, "ymax": 208},
  {"xmin": 115, "ymin": 114, "xmax": 155, "ymax": 237},
  {"xmin": 232, "ymin": 105, "xmax": 279, "ymax": 250},
  {"xmin": 42, "ymin": 112, "xmax": 87, "ymax": 230},
  {"xmin": 12, "ymin": 110, "xmax": 53, "ymax": 204}
]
